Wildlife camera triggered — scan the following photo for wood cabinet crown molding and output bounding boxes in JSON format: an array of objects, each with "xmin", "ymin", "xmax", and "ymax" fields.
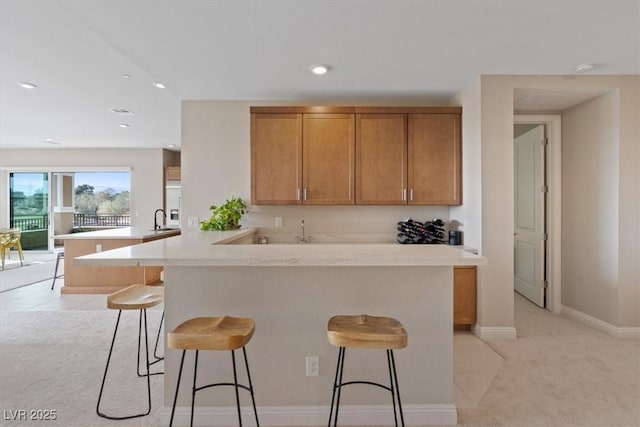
[{"xmin": 250, "ymin": 106, "xmax": 462, "ymax": 114}]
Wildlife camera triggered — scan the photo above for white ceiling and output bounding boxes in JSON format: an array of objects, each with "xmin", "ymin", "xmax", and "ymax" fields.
[{"xmin": 1, "ymin": 0, "xmax": 638, "ymax": 150}]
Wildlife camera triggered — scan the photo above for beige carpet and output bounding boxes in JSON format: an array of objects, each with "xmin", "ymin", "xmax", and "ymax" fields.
[
  {"xmin": 0, "ymin": 310, "xmax": 164, "ymax": 426},
  {"xmin": 0, "ymin": 296, "xmax": 638, "ymax": 427},
  {"xmin": 456, "ymin": 295, "xmax": 640, "ymax": 426}
]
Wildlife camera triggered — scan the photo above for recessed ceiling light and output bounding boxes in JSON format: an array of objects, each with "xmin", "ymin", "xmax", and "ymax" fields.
[
  {"xmin": 119, "ymin": 123, "xmax": 130, "ymax": 128},
  {"xmin": 19, "ymin": 82, "xmax": 38, "ymax": 89},
  {"xmin": 121, "ymin": 74, "xmax": 132, "ymax": 79},
  {"xmin": 310, "ymin": 64, "xmax": 330, "ymax": 75},
  {"xmin": 43, "ymin": 138, "xmax": 60, "ymax": 145},
  {"xmin": 153, "ymin": 82, "xmax": 166, "ymax": 89},
  {"xmin": 109, "ymin": 108, "xmax": 135, "ymax": 115},
  {"xmin": 575, "ymin": 63, "xmax": 595, "ymax": 73},
  {"xmin": 168, "ymin": 144, "xmax": 176, "ymax": 148}
]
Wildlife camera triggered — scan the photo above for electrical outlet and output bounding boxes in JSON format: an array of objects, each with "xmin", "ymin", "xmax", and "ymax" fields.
[
  {"xmin": 188, "ymin": 216, "xmax": 199, "ymax": 227},
  {"xmin": 275, "ymin": 216, "xmax": 283, "ymax": 227},
  {"xmin": 96, "ymin": 244, "xmax": 102, "ymax": 253},
  {"xmin": 306, "ymin": 356, "xmax": 319, "ymax": 376}
]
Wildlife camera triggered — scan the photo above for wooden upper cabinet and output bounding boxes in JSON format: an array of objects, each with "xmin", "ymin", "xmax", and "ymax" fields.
[
  {"xmin": 356, "ymin": 114, "xmax": 407, "ymax": 205},
  {"xmin": 251, "ymin": 113, "xmax": 303, "ymax": 204},
  {"xmin": 303, "ymin": 114, "xmax": 355, "ymax": 205},
  {"xmin": 250, "ymin": 106, "xmax": 461, "ymax": 206},
  {"xmin": 408, "ymin": 114, "xmax": 461, "ymax": 205},
  {"xmin": 165, "ymin": 166, "xmax": 181, "ymax": 181}
]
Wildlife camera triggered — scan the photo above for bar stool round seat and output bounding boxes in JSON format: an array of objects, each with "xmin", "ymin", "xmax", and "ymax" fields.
[
  {"xmin": 97, "ymin": 284, "xmax": 165, "ymax": 420},
  {"xmin": 168, "ymin": 316, "xmax": 259, "ymax": 427},
  {"xmin": 328, "ymin": 314, "xmax": 408, "ymax": 349},
  {"xmin": 107, "ymin": 284, "xmax": 164, "ymax": 310},
  {"xmin": 327, "ymin": 314, "xmax": 408, "ymax": 427},
  {"xmin": 168, "ymin": 316, "xmax": 254, "ymax": 351}
]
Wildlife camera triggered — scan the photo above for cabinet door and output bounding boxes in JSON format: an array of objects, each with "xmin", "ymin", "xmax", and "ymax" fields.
[
  {"xmin": 356, "ymin": 114, "xmax": 407, "ymax": 205},
  {"xmin": 408, "ymin": 114, "xmax": 461, "ymax": 205},
  {"xmin": 165, "ymin": 166, "xmax": 181, "ymax": 181},
  {"xmin": 303, "ymin": 114, "xmax": 355, "ymax": 205},
  {"xmin": 251, "ymin": 113, "xmax": 303, "ymax": 204},
  {"xmin": 454, "ymin": 266, "xmax": 477, "ymax": 325}
]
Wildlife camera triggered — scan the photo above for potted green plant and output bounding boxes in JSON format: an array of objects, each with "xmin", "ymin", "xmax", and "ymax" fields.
[{"xmin": 200, "ymin": 196, "xmax": 247, "ymax": 231}]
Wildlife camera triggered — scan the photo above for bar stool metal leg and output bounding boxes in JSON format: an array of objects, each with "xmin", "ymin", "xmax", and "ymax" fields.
[
  {"xmin": 169, "ymin": 350, "xmax": 187, "ymax": 427},
  {"xmin": 153, "ymin": 311, "xmax": 165, "ymax": 361},
  {"xmin": 242, "ymin": 347, "xmax": 260, "ymax": 427},
  {"xmin": 51, "ymin": 251, "xmax": 64, "ymax": 290},
  {"xmin": 97, "ymin": 309, "xmax": 152, "ymax": 420},
  {"xmin": 386, "ymin": 350, "xmax": 399, "ymax": 426},
  {"xmin": 329, "ymin": 346, "xmax": 347, "ymax": 427},
  {"xmin": 191, "ymin": 350, "xmax": 199, "ymax": 427},
  {"xmin": 169, "ymin": 346, "xmax": 260, "ymax": 427},
  {"xmin": 327, "ymin": 346, "xmax": 343, "ymax": 427},
  {"xmin": 231, "ymin": 349, "xmax": 243, "ymax": 426},
  {"xmin": 136, "ymin": 310, "xmax": 163, "ymax": 377},
  {"xmin": 389, "ymin": 350, "xmax": 405, "ymax": 427}
]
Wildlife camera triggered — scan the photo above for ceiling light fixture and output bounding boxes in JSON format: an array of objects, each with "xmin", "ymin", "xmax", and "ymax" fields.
[
  {"xmin": 575, "ymin": 63, "xmax": 595, "ymax": 73},
  {"xmin": 119, "ymin": 123, "xmax": 130, "ymax": 128},
  {"xmin": 109, "ymin": 108, "xmax": 135, "ymax": 115},
  {"xmin": 121, "ymin": 74, "xmax": 132, "ymax": 79},
  {"xmin": 168, "ymin": 144, "xmax": 176, "ymax": 148},
  {"xmin": 43, "ymin": 138, "xmax": 60, "ymax": 145},
  {"xmin": 19, "ymin": 82, "xmax": 38, "ymax": 89},
  {"xmin": 153, "ymin": 82, "xmax": 166, "ymax": 89},
  {"xmin": 310, "ymin": 64, "xmax": 330, "ymax": 75}
]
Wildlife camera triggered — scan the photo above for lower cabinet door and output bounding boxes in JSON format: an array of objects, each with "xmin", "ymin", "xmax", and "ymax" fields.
[{"xmin": 454, "ymin": 266, "xmax": 477, "ymax": 325}]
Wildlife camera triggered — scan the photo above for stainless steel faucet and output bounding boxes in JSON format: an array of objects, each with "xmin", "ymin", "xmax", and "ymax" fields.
[
  {"xmin": 297, "ymin": 219, "xmax": 310, "ymax": 244},
  {"xmin": 154, "ymin": 209, "xmax": 166, "ymax": 229}
]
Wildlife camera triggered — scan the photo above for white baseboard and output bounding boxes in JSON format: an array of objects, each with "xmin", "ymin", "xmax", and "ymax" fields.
[
  {"xmin": 159, "ymin": 404, "xmax": 457, "ymax": 426},
  {"xmin": 561, "ymin": 305, "xmax": 640, "ymax": 339},
  {"xmin": 471, "ymin": 325, "xmax": 517, "ymax": 340}
]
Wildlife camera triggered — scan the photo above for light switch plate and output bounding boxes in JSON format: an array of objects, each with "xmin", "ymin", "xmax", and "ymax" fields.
[
  {"xmin": 275, "ymin": 217, "xmax": 283, "ymax": 227},
  {"xmin": 188, "ymin": 216, "xmax": 199, "ymax": 227}
]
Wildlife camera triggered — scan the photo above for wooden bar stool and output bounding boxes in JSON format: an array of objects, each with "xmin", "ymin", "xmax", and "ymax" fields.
[
  {"xmin": 96, "ymin": 284, "xmax": 164, "ymax": 420},
  {"xmin": 168, "ymin": 316, "xmax": 259, "ymax": 427},
  {"xmin": 327, "ymin": 314, "xmax": 408, "ymax": 427}
]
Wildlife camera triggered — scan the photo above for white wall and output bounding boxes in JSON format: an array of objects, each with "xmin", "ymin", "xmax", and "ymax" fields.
[
  {"xmin": 0, "ymin": 148, "xmax": 165, "ymax": 230},
  {"xmin": 562, "ymin": 92, "xmax": 620, "ymax": 325},
  {"xmin": 181, "ymin": 101, "xmax": 449, "ymax": 241},
  {"xmin": 451, "ymin": 77, "xmax": 482, "ymax": 250}
]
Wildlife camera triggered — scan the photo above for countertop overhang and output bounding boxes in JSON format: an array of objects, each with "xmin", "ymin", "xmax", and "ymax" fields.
[
  {"xmin": 74, "ymin": 227, "xmax": 486, "ymax": 267},
  {"xmin": 55, "ymin": 226, "xmax": 181, "ymax": 240}
]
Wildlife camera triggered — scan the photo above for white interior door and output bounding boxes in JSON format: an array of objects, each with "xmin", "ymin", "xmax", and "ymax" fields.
[{"xmin": 514, "ymin": 125, "xmax": 546, "ymax": 307}]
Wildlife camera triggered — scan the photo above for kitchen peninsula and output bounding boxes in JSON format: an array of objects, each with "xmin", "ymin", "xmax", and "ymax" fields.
[
  {"xmin": 55, "ymin": 227, "xmax": 180, "ymax": 294},
  {"xmin": 75, "ymin": 229, "xmax": 485, "ymax": 426}
]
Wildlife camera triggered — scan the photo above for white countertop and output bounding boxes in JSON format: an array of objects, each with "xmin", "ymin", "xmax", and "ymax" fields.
[
  {"xmin": 55, "ymin": 226, "xmax": 181, "ymax": 240},
  {"xmin": 74, "ymin": 227, "xmax": 486, "ymax": 267}
]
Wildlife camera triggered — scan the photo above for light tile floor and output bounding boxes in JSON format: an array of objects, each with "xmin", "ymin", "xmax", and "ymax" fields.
[{"xmin": 0, "ymin": 253, "xmax": 498, "ymax": 410}]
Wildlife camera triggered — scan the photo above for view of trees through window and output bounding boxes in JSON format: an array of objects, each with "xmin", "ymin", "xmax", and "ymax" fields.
[
  {"xmin": 73, "ymin": 172, "xmax": 131, "ymax": 228},
  {"xmin": 74, "ymin": 184, "xmax": 130, "ymax": 215}
]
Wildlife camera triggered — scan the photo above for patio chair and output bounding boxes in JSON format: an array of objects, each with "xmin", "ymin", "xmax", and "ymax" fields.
[{"xmin": 0, "ymin": 228, "xmax": 25, "ymax": 270}]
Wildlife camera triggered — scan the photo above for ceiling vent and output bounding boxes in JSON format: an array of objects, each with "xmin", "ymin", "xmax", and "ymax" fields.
[{"xmin": 109, "ymin": 108, "xmax": 135, "ymax": 115}]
